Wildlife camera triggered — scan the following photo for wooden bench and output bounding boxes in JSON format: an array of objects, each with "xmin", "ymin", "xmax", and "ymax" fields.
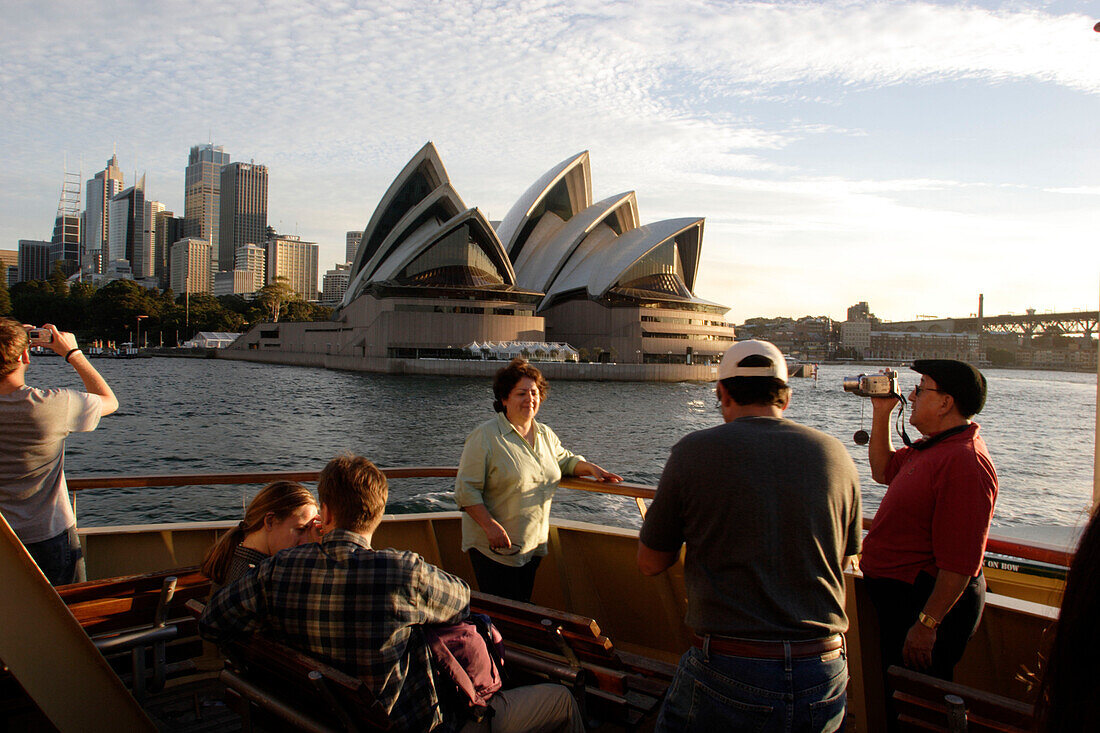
[
  {"xmin": 58, "ymin": 566, "xmax": 213, "ymax": 699},
  {"xmin": 186, "ymin": 599, "xmax": 392, "ymax": 733},
  {"xmin": 471, "ymin": 591, "xmax": 674, "ymax": 729},
  {"xmin": 888, "ymin": 665, "xmax": 1035, "ymax": 733}
]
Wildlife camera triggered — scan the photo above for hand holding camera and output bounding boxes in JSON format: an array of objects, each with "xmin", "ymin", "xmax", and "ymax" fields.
[{"xmin": 24, "ymin": 324, "xmax": 80, "ymax": 359}]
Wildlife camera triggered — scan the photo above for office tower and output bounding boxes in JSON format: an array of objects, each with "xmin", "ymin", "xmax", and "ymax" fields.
[
  {"xmin": 154, "ymin": 211, "xmax": 183, "ymax": 289},
  {"xmin": 322, "ymin": 263, "xmax": 351, "ymax": 305},
  {"xmin": 213, "ymin": 270, "xmax": 260, "ymax": 297},
  {"xmin": 107, "ymin": 176, "xmax": 146, "ymax": 277},
  {"xmin": 0, "ymin": 250, "xmax": 17, "ymax": 286},
  {"xmin": 18, "ymin": 240, "xmax": 52, "ymax": 282},
  {"xmin": 346, "ymin": 230, "xmax": 361, "ymax": 264},
  {"xmin": 218, "ymin": 162, "xmax": 268, "ymax": 270},
  {"xmin": 48, "ymin": 170, "xmax": 82, "ymax": 277},
  {"xmin": 266, "ymin": 234, "xmax": 318, "ymax": 301},
  {"xmin": 183, "ymin": 143, "xmax": 229, "ymax": 258},
  {"xmin": 138, "ymin": 200, "xmax": 165, "ymax": 280},
  {"xmin": 235, "ymin": 243, "xmax": 266, "ymax": 284},
  {"xmin": 170, "ymin": 238, "xmax": 212, "ymax": 294},
  {"xmin": 85, "ymin": 155, "xmax": 124, "ymax": 274}
]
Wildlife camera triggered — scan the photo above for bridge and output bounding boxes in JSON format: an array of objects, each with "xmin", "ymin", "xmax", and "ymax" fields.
[{"xmin": 881, "ymin": 310, "xmax": 1099, "ymax": 338}]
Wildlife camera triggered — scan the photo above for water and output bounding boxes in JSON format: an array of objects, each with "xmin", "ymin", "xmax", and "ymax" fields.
[{"xmin": 32, "ymin": 357, "xmax": 1097, "ymax": 533}]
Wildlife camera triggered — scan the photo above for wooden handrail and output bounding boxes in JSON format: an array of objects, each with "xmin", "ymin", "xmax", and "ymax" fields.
[{"xmin": 67, "ymin": 467, "xmax": 1073, "ymax": 567}]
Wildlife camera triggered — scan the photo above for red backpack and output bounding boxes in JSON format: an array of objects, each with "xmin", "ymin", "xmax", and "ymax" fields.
[{"xmin": 423, "ymin": 613, "xmax": 505, "ymax": 723}]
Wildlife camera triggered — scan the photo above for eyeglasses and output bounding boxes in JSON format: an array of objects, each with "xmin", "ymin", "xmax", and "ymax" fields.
[{"xmin": 913, "ymin": 385, "xmax": 944, "ymax": 397}]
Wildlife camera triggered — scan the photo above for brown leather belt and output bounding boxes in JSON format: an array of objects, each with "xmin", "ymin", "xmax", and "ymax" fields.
[{"xmin": 693, "ymin": 634, "xmax": 843, "ymax": 660}]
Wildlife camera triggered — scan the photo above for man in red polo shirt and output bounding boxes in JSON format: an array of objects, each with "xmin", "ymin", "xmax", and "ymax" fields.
[{"xmin": 862, "ymin": 360, "xmax": 997, "ymax": 693}]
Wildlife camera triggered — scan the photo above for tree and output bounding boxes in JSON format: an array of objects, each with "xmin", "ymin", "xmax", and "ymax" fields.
[
  {"xmin": 0, "ymin": 276, "xmax": 10, "ymax": 317},
  {"xmin": 253, "ymin": 277, "xmax": 298, "ymax": 323}
]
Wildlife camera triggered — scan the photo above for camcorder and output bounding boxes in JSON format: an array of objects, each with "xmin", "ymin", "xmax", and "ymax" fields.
[
  {"xmin": 26, "ymin": 327, "xmax": 53, "ymax": 345},
  {"xmin": 842, "ymin": 370, "xmax": 900, "ymax": 398}
]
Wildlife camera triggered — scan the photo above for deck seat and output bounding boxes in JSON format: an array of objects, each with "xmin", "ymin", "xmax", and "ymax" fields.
[{"xmin": 888, "ymin": 665, "xmax": 1035, "ymax": 733}]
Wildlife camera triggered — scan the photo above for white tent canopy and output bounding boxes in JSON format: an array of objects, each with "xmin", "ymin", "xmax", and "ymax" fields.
[{"xmin": 463, "ymin": 340, "xmax": 578, "ymax": 362}]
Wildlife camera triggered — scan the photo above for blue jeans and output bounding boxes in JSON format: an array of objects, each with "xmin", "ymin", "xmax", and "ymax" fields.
[
  {"xmin": 24, "ymin": 525, "xmax": 85, "ymax": 586},
  {"xmin": 656, "ymin": 642, "xmax": 848, "ymax": 732}
]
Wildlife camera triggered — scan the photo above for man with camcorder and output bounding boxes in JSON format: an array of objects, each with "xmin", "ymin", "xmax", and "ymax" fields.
[
  {"xmin": 860, "ymin": 360, "xmax": 997, "ymax": 710},
  {"xmin": 0, "ymin": 320, "xmax": 119, "ymax": 585}
]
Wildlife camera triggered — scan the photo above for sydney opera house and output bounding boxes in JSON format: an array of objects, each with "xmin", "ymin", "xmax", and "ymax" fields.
[{"xmin": 229, "ymin": 143, "xmax": 735, "ymax": 369}]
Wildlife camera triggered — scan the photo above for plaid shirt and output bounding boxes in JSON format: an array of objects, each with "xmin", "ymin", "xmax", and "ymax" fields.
[{"xmin": 199, "ymin": 529, "xmax": 470, "ymax": 731}]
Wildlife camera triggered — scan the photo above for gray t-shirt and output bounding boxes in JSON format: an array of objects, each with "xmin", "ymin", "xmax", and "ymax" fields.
[
  {"xmin": 640, "ymin": 416, "xmax": 861, "ymax": 640},
  {"xmin": 0, "ymin": 386, "xmax": 102, "ymax": 543}
]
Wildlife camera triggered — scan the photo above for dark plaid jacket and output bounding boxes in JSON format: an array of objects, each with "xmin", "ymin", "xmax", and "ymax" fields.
[{"xmin": 200, "ymin": 529, "xmax": 470, "ymax": 731}]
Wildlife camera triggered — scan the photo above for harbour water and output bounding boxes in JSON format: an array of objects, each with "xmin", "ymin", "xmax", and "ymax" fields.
[{"xmin": 35, "ymin": 357, "xmax": 1097, "ymax": 534}]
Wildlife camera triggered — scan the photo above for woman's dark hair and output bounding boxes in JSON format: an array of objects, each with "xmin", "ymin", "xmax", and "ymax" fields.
[
  {"xmin": 1036, "ymin": 507, "xmax": 1100, "ymax": 731},
  {"xmin": 492, "ymin": 358, "xmax": 549, "ymax": 413},
  {"xmin": 200, "ymin": 481, "xmax": 317, "ymax": 585}
]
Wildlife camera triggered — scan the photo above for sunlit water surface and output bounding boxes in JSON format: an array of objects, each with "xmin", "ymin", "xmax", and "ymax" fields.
[{"xmin": 34, "ymin": 358, "xmax": 1096, "ymax": 534}]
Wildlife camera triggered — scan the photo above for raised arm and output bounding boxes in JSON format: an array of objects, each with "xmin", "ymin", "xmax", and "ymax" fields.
[
  {"xmin": 868, "ymin": 396, "xmax": 898, "ymax": 484},
  {"xmin": 43, "ymin": 324, "xmax": 119, "ymax": 416}
]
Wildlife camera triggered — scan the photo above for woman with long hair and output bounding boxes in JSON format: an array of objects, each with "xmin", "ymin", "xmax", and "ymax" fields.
[
  {"xmin": 1036, "ymin": 507, "xmax": 1100, "ymax": 731},
  {"xmin": 454, "ymin": 358, "xmax": 621, "ymax": 602},
  {"xmin": 201, "ymin": 481, "xmax": 320, "ymax": 587}
]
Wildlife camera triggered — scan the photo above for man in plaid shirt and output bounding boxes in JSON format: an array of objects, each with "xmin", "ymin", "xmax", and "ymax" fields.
[{"xmin": 200, "ymin": 454, "xmax": 583, "ymax": 732}]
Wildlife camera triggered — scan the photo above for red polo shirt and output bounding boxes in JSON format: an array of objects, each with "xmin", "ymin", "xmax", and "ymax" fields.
[{"xmin": 861, "ymin": 423, "xmax": 998, "ymax": 584}]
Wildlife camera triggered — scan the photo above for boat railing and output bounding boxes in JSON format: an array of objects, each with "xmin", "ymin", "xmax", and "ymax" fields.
[{"xmin": 67, "ymin": 468, "xmax": 1074, "ymax": 567}]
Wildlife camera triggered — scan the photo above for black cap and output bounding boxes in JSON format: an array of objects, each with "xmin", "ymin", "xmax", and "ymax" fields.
[{"xmin": 911, "ymin": 359, "xmax": 987, "ymax": 417}]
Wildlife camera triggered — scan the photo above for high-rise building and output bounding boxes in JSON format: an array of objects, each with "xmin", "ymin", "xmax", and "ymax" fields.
[
  {"xmin": 138, "ymin": 200, "xmax": 165, "ymax": 280},
  {"xmin": 235, "ymin": 243, "xmax": 266, "ymax": 284},
  {"xmin": 107, "ymin": 177, "xmax": 146, "ymax": 277},
  {"xmin": 213, "ymin": 269, "xmax": 260, "ymax": 297},
  {"xmin": 266, "ymin": 234, "xmax": 318, "ymax": 301},
  {"xmin": 85, "ymin": 155, "xmax": 124, "ymax": 274},
  {"xmin": 17, "ymin": 240, "xmax": 52, "ymax": 282},
  {"xmin": 49, "ymin": 170, "xmax": 82, "ymax": 277},
  {"xmin": 183, "ymin": 143, "xmax": 229, "ymax": 260},
  {"xmin": 322, "ymin": 262, "xmax": 351, "ymax": 305},
  {"xmin": 346, "ymin": 230, "xmax": 362, "ymax": 264},
  {"xmin": 154, "ymin": 211, "xmax": 183, "ymax": 289},
  {"xmin": 170, "ymin": 238, "xmax": 212, "ymax": 294},
  {"xmin": 218, "ymin": 162, "xmax": 268, "ymax": 270},
  {"xmin": 0, "ymin": 250, "xmax": 17, "ymax": 287}
]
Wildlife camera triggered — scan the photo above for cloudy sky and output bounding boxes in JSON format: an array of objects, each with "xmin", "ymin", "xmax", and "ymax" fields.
[{"xmin": 2, "ymin": 0, "xmax": 1098, "ymax": 323}]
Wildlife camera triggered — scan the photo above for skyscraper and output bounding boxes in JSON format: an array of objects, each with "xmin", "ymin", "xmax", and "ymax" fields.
[
  {"xmin": 50, "ymin": 170, "xmax": 81, "ymax": 277},
  {"xmin": 266, "ymin": 234, "xmax": 318, "ymax": 301},
  {"xmin": 218, "ymin": 161, "xmax": 268, "ymax": 270},
  {"xmin": 107, "ymin": 176, "xmax": 146, "ymax": 277},
  {"xmin": 85, "ymin": 155, "xmax": 124, "ymax": 274},
  {"xmin": 17, "ymin": 240, "xmax": 52, "ymax": 283},
  {"xmin": 183, "ymin": 143, "xmax": 229, "ymax": 261},
  {"xmin": 140, "ymin": 200, "xmax": 165, "ymax": 280},
  {"xmin": 154, "ymin": 210, "xmax": 183, "ymax": 289},
  {"xmin": 346, "ymin": 230, "xmax": 362, "ymax": 264},
  {"xmin": 170, "ymin": 238, "xmax": 212, "ymax": 294}
]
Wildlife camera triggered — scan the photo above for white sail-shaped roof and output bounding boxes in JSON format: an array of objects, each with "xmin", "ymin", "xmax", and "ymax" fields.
[
  {"xmin": 495, "ymin": 151, "xmax": 593, "ymax": 264},
  {"xmin": 370, "ymin": 208, "xmax": 516, "ymax": 287},
  {"xmin": 513, "ymin": 191, "xmax": 639, "ymax": 293},
  {"xmin": 349, "ymin": 142, "xmax": 451, "ymax": 280},
  {"xmin": 541, "ymin": 217, "xmax": 705, "ymax": 309}
]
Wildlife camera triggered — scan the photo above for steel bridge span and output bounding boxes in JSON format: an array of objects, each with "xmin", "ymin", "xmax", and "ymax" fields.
[{"xmin": 882, "ymin": 310, "xmax": 1099, "ymax": 338}]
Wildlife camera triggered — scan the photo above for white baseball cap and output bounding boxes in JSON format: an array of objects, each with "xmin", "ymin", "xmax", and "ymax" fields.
[{"xmin": 717, "ymin": 340, "xmax": 788, "ymax": 383}]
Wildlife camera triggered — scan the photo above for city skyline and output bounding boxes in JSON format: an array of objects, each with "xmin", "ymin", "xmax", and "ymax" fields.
[{"xmin": 2, "ymin": 1, "xmax": 1098, "ymax": 324}]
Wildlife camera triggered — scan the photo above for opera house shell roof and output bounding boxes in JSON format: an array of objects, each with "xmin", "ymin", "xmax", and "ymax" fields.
[{"xmin": 339, "ymin": 143, "xmax": 726, "ymax": 318}]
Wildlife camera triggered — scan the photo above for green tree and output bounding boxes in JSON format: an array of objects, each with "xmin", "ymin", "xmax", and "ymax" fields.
[
  {"xmin": 253, "ymin": 277, "xmax": 298, "ymax": 322},
  {"xmin": 10, "ymin": 280, "xmax": 66, "ymax": 327},
  {"xmin": 0, "ymin": 276, "xmax": 11, "ymax": 317},
  {"xmin": 89, "ymin": 280, "xmax": 164, "ymax": 343},
  {"xmin": 284, "ymin": 301, "xmax": 332, "ymax": 322}
]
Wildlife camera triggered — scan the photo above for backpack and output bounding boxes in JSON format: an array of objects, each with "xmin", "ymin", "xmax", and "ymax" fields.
[{"xmin": 423, "ymin": 613, "xmax": 505, "ymax": 723}]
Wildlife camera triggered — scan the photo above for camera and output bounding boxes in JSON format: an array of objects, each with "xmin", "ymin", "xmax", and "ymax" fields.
[
  {"xmin": 27, "ymin": 328, "xmax": 53, "ymax": 345},
  {"xmin": 842, "ymin": 370, "xmax": 899, "ymax": 398}
]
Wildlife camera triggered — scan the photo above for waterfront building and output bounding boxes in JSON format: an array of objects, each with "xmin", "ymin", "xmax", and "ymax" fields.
[
  {"xmin": 235, "ymin": 243, "xmax": 266, "ymax": 284},
  {"xmin": 85, "ymin": 155, "xmax": 124, "ymax": 274},
  {"xmin": 345, "ymin": 231, "xmax": 361, "ymax": 264},
  {"xmin": 266, "ymin": 234, "xmax": 318, "ymax": 301},
  {"xmin": 840, "ymin": 319, "xmax": 871, "ymax": 354},
  {"xmin": 321, "ymin": 263, "xmax": 350, "ymax": 306},
  {"xmin": 183, "ymin": 143, "xmax": 229, "ymax": 264},
  {"xmin": 218, "ymin": 162, "xmax": 268, "ymax": 271},
  {"xmin": 106, "ymin": 178, "xmax": 147, "ymax": 278},
  {"xmin": 154, "ymin": 211, "xmax": 183, "ymax": 289},
  {"xmin": 170, "ymin": 238, "xmax": 212, "ymax": 294},
  {"xmin": 232, "ymin": 143, "xmax": 732, "ymax": 367},
  {"xmin": 17, "ymin": 240, "xmax": 51, "ymax": 282},
  {"xmin": 213, "ymin": 269, "xmax": 260, "ymax": 297}
]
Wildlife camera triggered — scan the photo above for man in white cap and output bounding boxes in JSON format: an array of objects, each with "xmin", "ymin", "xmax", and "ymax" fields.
[{"xmin": 637, "ymin": 340, "xmax": 861, "ymax": 733}]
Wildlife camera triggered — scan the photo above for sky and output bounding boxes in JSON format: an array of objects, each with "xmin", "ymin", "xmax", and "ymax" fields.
[{"xmin": 1, "ymin": 0, "xmax": 1098, "ymax": 324}]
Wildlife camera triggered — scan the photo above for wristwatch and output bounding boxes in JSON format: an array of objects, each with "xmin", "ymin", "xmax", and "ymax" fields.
[{"xmin": 918, "ymin": 612, "xmax": 940, "ymax": 630}]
